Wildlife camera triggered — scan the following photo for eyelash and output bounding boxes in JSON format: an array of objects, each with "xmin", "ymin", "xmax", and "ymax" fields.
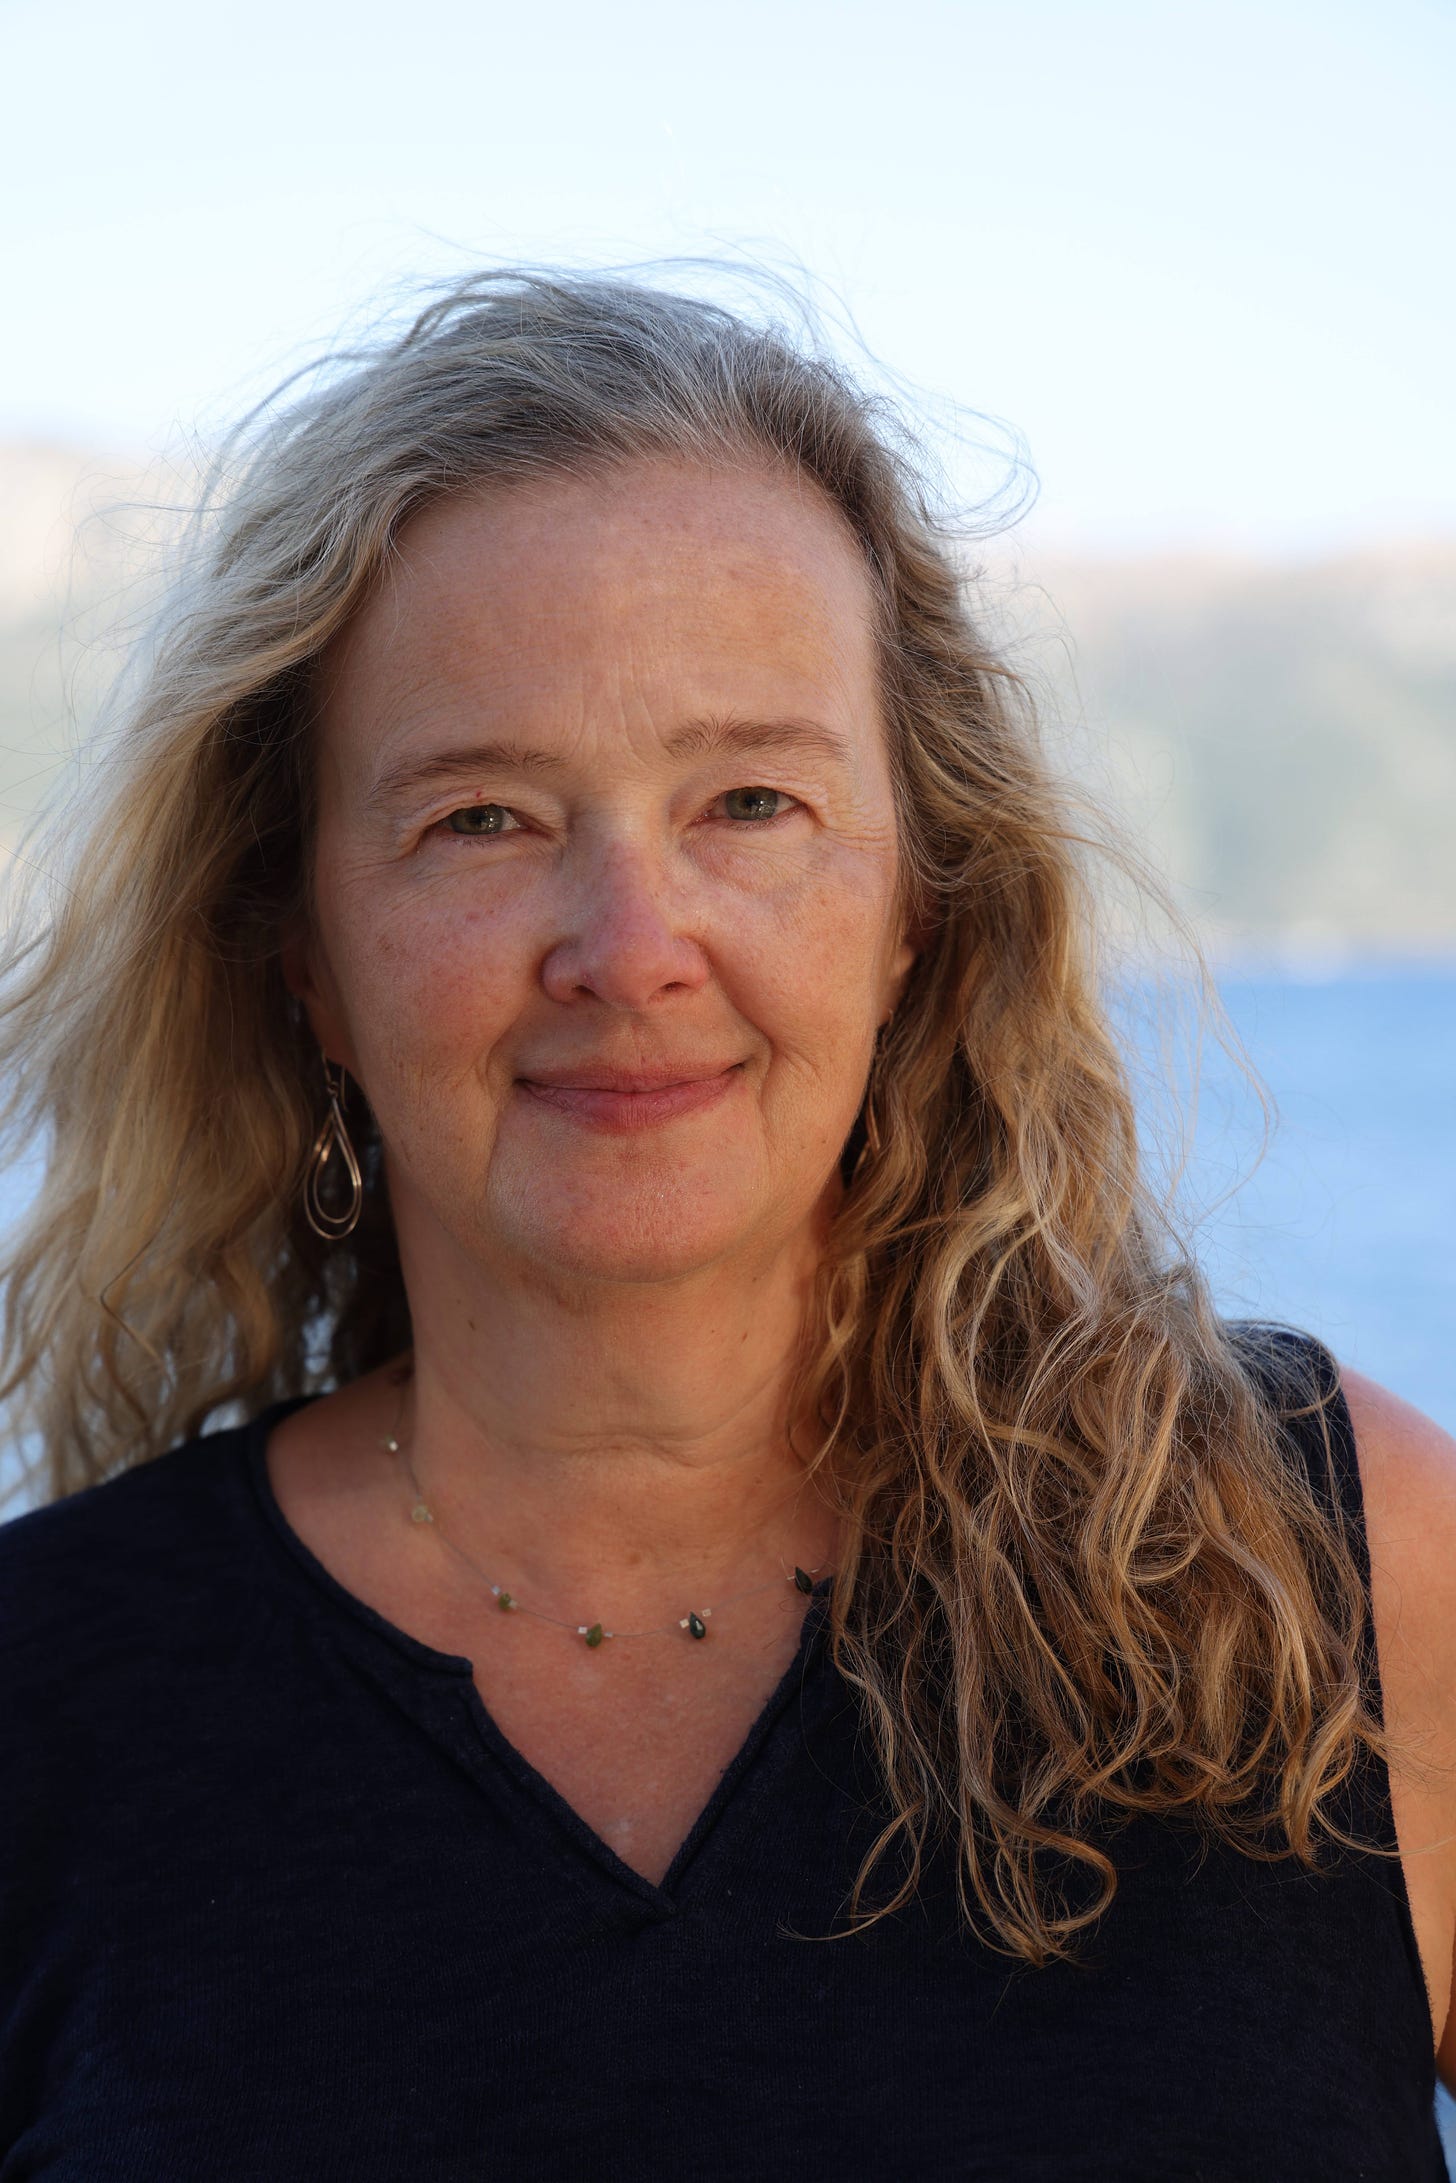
[{"xmin": 432, "ymin": 787, "xmax": 801, "ymax": 840}]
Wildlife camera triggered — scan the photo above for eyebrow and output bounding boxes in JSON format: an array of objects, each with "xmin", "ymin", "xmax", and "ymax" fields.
[
  {"xmin": 367, "ymin": 716, "xmax": 852, "ymax": 807},
  {"xmin": 368, "ymin": 741, "xmax": 565, "ymax": 806},
  {"xmin": 665, "ymin": 716, "xmax": 852, "ymax": 766}
]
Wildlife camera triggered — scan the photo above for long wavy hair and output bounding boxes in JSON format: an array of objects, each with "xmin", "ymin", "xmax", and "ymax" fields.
[{"xmin": 0, "ymin": 268, "xmax": 1384, "ymax": 1962}]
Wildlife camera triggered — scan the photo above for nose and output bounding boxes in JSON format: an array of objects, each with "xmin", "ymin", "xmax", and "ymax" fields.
[{"xmin": 540, "ymin": 842, "xmax": 711, "ymax": 1009}]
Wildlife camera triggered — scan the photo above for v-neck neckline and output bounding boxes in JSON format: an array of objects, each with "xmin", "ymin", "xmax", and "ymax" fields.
[
  {"xmin": 239, "ymin": 1399, "xmax": 837, "ymax": 1908},
  {"xmin": 456, "ymin": 1585, "xmax": 835, "ymax": 1907}
]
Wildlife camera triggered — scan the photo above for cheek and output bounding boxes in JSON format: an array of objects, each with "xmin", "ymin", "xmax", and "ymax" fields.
[
  {"xmin": 725, "ymin": 852, "xmax": 897, "ymax": 1067},
  {"xmin": 319, "ymin": 864, "xmax": 532, "ymax": 1100}
]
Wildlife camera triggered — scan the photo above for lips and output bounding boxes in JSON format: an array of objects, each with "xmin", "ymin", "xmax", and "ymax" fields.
[
  {"xmin": 515, "ymin": 1061, "xmax": 743, "ymax": 1131},
  {"xmin": 520, "ymin": 1063, "xmax": 739, "ymax": 1094}
]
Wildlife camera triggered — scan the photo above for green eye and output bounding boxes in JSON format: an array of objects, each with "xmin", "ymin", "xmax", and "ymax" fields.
[
  {"xmin": 445, "ymin": 803, "xmax": 514, "ymax": 835},
  {"xmin": 722, "ymin": 787, "xmax": 786, "ymax": 823}
]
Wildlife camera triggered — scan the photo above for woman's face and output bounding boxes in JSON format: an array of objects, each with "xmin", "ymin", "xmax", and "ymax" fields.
[{"xmin": 295, "ymin": 456, "xmax": 916, "ymax": 1291}]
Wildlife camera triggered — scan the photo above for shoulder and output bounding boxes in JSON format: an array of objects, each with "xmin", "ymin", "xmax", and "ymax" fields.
[
  {"xmin": 1229, "ymin": 1322, "xmax": 1455, "ymax": 1564},
  {"xmin": 1337, "ymin": 1366, "xmax": 1456, "ymax": 2079},
  {"xmin": 1339, "ymin": 1366, "xmax": 1456, "ymax": 1675},
  {"xmin": 1229, "ymin": 1328, "xmax": 1456, "ymax": 1721},
  {"xmin": 1340, "ymin": 1363, "xmax": 1456, "ymax": 1497},
  {"xmin": 0, "ymin": 1418, "xmax": 263, "ymax": 1675}
]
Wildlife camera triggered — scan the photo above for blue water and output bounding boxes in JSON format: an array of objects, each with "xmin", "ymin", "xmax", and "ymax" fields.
[
  {"xmin": 1183, "ymin": 968, "xmax": 1455, "ymax": 1430},
  {"xmin": 2, "ymin": 970, "xmax": 1453, "ymax": 2149}
]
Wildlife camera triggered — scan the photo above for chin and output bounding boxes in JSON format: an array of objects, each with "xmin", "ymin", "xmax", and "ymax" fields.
[
  {"xmin": 504, "ymin": 1218, "xmax": 750, "ymax": 1289},
  {"xmin": 489, "ymin": 1161, "xmax": 772, "ymax": 1288}
]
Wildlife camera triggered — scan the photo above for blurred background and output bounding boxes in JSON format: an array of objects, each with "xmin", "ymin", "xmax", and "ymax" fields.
[{"xmin": 3, "ymin": 0, "xmax": 1453, "ymax": 2147}]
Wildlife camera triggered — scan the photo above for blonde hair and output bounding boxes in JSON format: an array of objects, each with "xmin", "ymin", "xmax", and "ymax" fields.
[{"xmin": 0, "ymin": 267, "xmax": 1383, "ymax": 1962}]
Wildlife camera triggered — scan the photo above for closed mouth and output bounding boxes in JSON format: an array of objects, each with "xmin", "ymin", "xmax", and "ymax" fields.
[{"xmin": 518, "ymin": 1062, "xmax": 741, "ymax": 1094}]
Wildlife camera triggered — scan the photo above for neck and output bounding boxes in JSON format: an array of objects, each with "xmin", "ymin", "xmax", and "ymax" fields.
[{"xmin": 391, "ymin": 1223, "xmax": 838, "ymax": 1616}]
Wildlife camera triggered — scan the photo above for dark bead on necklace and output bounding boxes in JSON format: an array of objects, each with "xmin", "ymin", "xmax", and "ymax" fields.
[
  {"xmin": 686, "ymin": 1611, "xmax": 708, "ymax": 1640},
  {"xmin": 793, "ymin": 1566, "xmax": 815, "ymax": 1595},
  {"xmin": 583, "ymin": 1623, "xmax": 605, "ymax": 1649}
]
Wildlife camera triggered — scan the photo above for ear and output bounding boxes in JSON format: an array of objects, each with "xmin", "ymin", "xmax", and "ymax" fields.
[
  {"xmin": 879, "ymin": 923, "xmax": 921, "ymax": 1025},
  {"xmin": 281, "ymin": 917, "xmax": 354, "ymax": 1070}
]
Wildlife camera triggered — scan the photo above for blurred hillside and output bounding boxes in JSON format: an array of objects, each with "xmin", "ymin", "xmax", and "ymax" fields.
[
  {"xmin": 988, "ymin": 542, "xmax": 1456, "ymax": 961},
  {"xmin": 2, "ymin": 440, "xmax": 1453, "ymax": 958}
]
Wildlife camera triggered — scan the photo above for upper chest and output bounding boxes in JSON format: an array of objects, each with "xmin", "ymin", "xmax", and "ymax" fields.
[
  {"xmin": 267, "ymin": 1427, "xmax": 825, "ymax": 1886},
  {"xmin": 264, "ymin": 1415, "xmax": 1455, "ymax": 2039},
  {"xmin": 459, "ymin": 1599, "xmax": 818, "ymax": 1884}
]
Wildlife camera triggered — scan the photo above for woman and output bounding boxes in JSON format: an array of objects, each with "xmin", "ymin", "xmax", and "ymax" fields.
[{"xmin": 0, "ymin": 271, "xmax": 1451, "ymax": 2180}]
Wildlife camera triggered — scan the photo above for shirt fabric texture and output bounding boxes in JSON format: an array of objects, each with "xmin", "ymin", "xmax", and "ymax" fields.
[{"xmin": 0, "ymin": 1325, "xmax": 1445, "ymax": 2181}]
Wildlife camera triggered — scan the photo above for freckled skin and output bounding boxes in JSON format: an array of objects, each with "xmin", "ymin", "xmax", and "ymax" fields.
[{"xmin": 297, "ymin": 458, "xmax": 915, "ymax": 1295}]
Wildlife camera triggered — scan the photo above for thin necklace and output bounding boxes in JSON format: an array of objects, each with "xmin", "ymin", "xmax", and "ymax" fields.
[{"xmin": 381, "ymin": 1383, "xmax": 831, "ymax": 1651}]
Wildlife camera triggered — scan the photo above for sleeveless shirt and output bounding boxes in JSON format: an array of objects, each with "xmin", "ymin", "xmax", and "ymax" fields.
[{"xmin": 0, "ymin": 1326, "xmax": 1446, "ymax": 2181}]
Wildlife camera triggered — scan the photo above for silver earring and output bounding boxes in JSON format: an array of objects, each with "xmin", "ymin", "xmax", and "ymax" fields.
[{"xmin": 303, "ymin": 1057, "xmax": 364, "ymax": 1240}]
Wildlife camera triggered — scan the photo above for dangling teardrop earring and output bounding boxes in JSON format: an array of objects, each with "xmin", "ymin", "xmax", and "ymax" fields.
[{"xmin": 303, "ymin": 1057, "xmax": 364, "ymax": 1240}]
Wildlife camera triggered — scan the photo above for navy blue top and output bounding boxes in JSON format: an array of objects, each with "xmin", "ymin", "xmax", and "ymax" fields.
[{"xmin": 0, "ymin": 1328, "xmax": 1445, "ymax": 2180}]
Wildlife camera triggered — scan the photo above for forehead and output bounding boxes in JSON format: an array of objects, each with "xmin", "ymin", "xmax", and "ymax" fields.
[{"xmin": 321, "ymin": 457, "xmax": 884, "ymax": 745}]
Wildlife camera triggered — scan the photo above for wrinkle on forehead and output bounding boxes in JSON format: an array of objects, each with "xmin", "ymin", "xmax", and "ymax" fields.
[{"xmin": 316, "ymin": 455, "xmax": 888, "ymax": 799}]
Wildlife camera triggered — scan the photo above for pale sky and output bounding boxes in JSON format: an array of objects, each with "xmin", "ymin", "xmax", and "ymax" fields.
[{"xmin": 4, "ymin": 0, "xmax": 1453, "ymax": 550}]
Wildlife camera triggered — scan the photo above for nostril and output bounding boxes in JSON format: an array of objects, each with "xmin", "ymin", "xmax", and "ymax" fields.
[{"xmin": 540, "ymin": 917, "xmax": 711, "ymax": 1007}]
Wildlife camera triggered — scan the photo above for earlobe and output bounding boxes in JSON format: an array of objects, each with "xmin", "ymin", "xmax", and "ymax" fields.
[
  {"xmin": 280, "ymin": 928, "xmax": 313, "ymax": 1007},
  {"xmin": 883, "ymin": 930, "xmax": 920, "ymax": 1020},
  {"xmin": 280, "ymin": 923, "xmax": 352, "ymax": 1069}
]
